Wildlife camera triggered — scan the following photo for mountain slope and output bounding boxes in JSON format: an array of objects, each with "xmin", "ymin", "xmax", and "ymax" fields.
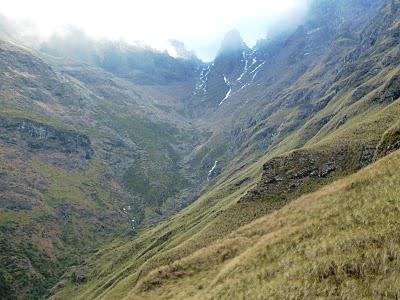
[
  {"xmin": 185, "ymin": 0, "xmax": 392, "ymax": 180},
  {"xmin": 133, "ymin": 148, "xmax": 400, "ymax": 300},
  {"xmin": 48, "ymin": 1, "xmax": 400, "ymax": 299},
  {"xmin": 50, "ymin": 94, "xmax": 400, "ymax": 300},
  {"xmin": 1, "ymin": 0, "xmax": 399, "ymax": 299},
  {"xmin": 40, "ymin": 29, "xmax": 201, "ymax": 85},
  {"xmin": 0, "ymin": 38, "xmax": 206, "ymax": 299}
]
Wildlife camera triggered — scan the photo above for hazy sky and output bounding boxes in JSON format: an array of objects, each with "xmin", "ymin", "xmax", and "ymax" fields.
[{"xmin": 1, "ymin": 0, "xmax": 310, "ymax": 60}]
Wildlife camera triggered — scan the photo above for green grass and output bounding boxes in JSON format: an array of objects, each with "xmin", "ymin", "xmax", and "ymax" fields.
[
  {"xmin": 0, "ymin": 147, "xmax": 130, "ymax": 299},
  {"xmin": 375, "ymin": 121, "xmax": 400, "ymax": 160},
  {"xmin": 52, "ymin": 130, "xmax": 400, "ymax": 299},
  {"xmin": 0, "ymin": 107, "xmax": 74, "ymax": 132},
  {"xmin": 4, "ymin": 2, "xmax": 400, "ymax": 298},
  {"xmin": 52, "ymin": 84, "xmax": 400, "ymax": 299}
]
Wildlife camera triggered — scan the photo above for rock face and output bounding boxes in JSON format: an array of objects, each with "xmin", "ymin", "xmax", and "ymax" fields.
[
  {"xmin": 0, "ymin": 117, "xmax": 94, "ymax": 172},
  {"xmin": 378, "ymin": 74, "xmax": 400, "ymax": 103},
  {"xmin": 47, "ymin": 281, "xmax": 66, "ymax": 296},
  {"xmin": 0, "ymin": 118, "xmax": 94, "ymax": 155},
  {"xmin": 240, "ymin": 145, "xmax": 351, "ymax": 203},
  {"xmin": 188, "ymin": 29, "xmax": 250, "ymax": 116}
]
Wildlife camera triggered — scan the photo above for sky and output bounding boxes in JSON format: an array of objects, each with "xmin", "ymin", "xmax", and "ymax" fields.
[{"xmin": 1, "ymin": 0, "xmax": 310, "ymax": 61}]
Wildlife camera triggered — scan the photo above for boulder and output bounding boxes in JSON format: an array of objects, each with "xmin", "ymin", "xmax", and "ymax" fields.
[{"xmin": 72, "ymin": 271, "xmax": 87, "ymax": 284}]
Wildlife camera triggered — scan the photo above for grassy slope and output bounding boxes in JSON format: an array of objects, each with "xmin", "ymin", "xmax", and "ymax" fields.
[
  {"xmin": 52, "ymin": 85, "xmax": 400, "ymax": 300},
  {"xmin": 3, "ymin": 1, "xmax": 399, "ymax": 298},
  {"xmin": 0, "ymin": 40, "xmax": 203, "ymax": 299},
  {"xmin": 136, "ymin": 146, "xmax": 400, "ymax": 300},
  {"xmin": 0, "ymin": 111, "xmax": 130, "ymax": 299}
]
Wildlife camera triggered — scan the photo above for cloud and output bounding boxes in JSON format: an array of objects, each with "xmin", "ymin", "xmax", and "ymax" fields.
[{"xmin": 1, "ymin": 0, "xmax": 311, "ymax": 60}]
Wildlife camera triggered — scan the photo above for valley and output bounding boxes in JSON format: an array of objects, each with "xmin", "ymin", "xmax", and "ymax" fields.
[{"xmin": 0, "ymin": 0, "xmax": 399, "ymax": 299}]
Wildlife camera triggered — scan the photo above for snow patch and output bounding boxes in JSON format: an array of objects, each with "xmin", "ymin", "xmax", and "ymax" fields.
[
  {"xmin": 238, "ymin": 83, "xmax": 251, "ymax": 92},
  {"xmin": 207, "ymin": 161, "xmax": 218, "ymax": 180},
  {"xmin": 237, "ymin": 51, "xmax": 249, "ymax": 82},
  {"xmin": 219, "ymin": 75, "xmax": 232, "ymax": 106},
  {"xmin": 193, "ymin": 64, "xmax": 212, "ymax": 95},
  {"xmin": 219, "ymin": 87, "xmax": 232, "ymax": 106},
  {"xmin": 250, "ymin": 61, "xmax": 265, "ymax": 74},
  {"xmin": 250, "ymin": 61, "xmax": 266, "ymax": 81}
]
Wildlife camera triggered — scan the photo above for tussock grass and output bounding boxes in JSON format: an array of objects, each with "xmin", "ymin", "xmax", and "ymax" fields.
[
  {"xmin": 375, "ymin": 121, "xmax": 400, "ymax": 160},
  {"xmin": 53, "ymin": 94, "xmax": 400, "ymax": 300},
  {"xmin": 132, "ymin": 150, "xmax": 400, "ymax": 299}
]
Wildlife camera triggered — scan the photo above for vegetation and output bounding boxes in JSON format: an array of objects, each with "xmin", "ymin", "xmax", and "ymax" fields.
[
  {"xmin": 51, "ymin": 89, "xmax": 400, "ymax": 299},
  {"xmin": 1, "ymin": 0, "xmax": 399, "ymax": 299},
  {"xmin": 133, "ymin": 149, "xmax": 400, "ymax": 299},
  {"xmin": 375, "ymin": 121, "xmax": 400, "ymax": 160}
]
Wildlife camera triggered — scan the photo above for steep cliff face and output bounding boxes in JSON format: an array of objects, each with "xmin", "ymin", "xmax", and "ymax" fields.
[{"xmin": 239, "ymin": 145, "xmax": 351, "ymax": 203}]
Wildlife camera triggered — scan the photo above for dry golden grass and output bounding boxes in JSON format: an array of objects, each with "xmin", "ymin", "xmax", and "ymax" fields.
[{"xmin": 128, "ymin": 150, "xmax": 400, "ymax": 299}]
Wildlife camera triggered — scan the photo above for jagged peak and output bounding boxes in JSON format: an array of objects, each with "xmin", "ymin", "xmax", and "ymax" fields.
[{"xmin": 217, "ymin": 29, "xmax": 248, "ymax": 56}]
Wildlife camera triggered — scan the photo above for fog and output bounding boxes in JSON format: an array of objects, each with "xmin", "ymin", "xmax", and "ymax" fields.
[{"xmin": 1, "ymin": 0, "xmax": 311, "ymax": 60}]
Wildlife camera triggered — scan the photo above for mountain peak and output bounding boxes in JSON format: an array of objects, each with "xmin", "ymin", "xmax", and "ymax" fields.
[{"xmin": 218, "ymin": 29, "xmax": 247, "ymax": 55}]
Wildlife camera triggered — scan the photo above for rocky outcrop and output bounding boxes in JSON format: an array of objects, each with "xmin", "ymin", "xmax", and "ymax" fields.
[
  {"xmin": 0, "ymin": 117, "xmax": 94, "ymax": 160},
  {"xmin": 72, "ymin": 271, "xmax": 87, "ymax": 284},
  {"xmin": 377, "ymin": 73, "xmax": 400, "ymax": 103},
  {"xmin": 239, "ymin": 145, "xmax": 350, "ymax": 203}
]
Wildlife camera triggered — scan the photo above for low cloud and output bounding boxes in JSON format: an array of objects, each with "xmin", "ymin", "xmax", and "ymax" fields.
[{"xmin": 1, "ymin": 0, "xmax": 312, "ymax": 60}]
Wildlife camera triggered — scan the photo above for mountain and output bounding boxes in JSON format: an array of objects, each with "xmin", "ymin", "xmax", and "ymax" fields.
[
  {"xmin": 0, "ymin": 0, "xmax": 399, "ymax": 299},
  {"xmin": 188, "ymin": 29, "xmax": 250, "ymax": 116},
  {"xmin": 0, "ymin": 37, "xmax": 206, "ymax": 298},
  {"xmin": 39, "ymin": 29, "xmax": 201, "ymax": 85},
  {"xmin": 218, "ymin": 29, "xmax": 248, "ymax": 54}
]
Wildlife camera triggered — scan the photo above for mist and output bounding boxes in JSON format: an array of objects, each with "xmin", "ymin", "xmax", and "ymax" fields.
[{"xmin": 0, "ymin": 0, "xmax": 312, "ymax": 61}]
